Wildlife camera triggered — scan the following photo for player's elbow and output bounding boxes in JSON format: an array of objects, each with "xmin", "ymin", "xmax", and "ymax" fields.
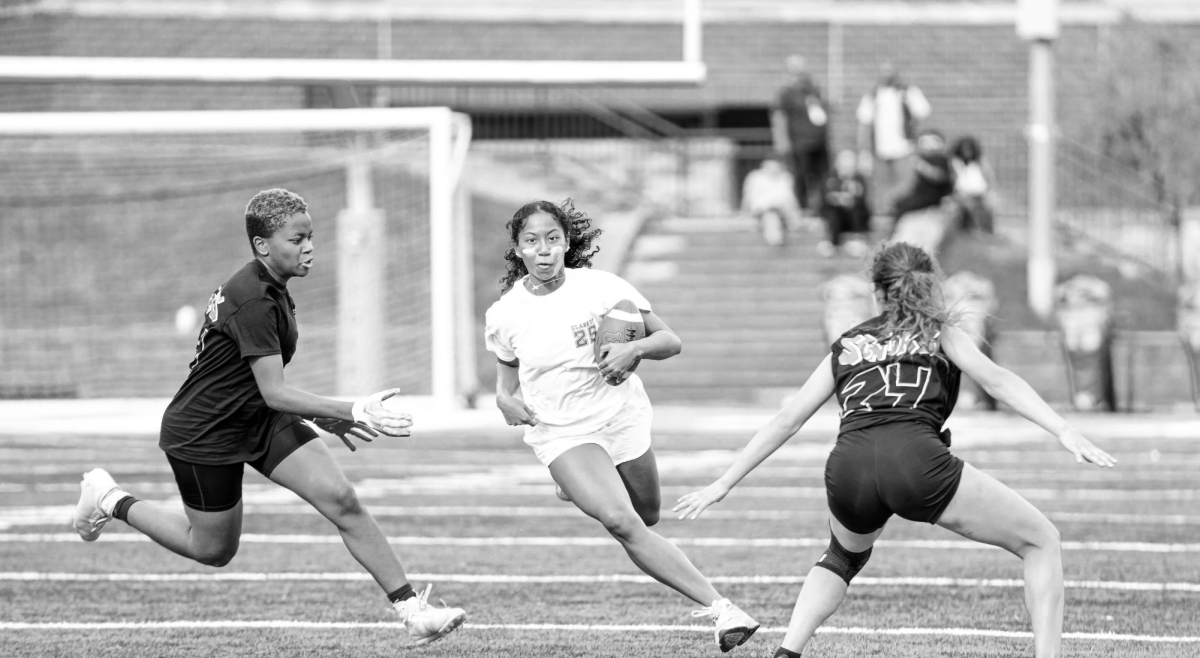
[
  {"xmin": 663, "ymin": 332, "xmax": 682, "ymax": 358},
  {"xmin": 978, "ymin": 366, "xmax": 1018, "ymax": 398},
  {"xmin": 258, "ymin": 385, "xmax": 288, "ymax": 412}
]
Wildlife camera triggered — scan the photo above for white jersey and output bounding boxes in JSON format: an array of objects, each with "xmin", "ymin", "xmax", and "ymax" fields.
[{"xmin": 484, "ymin": 267, "xmax": 653, "ymax": 437}]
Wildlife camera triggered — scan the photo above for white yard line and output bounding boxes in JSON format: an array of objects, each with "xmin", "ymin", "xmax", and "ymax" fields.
[
  {"xmin": 3, "ymin": 533, "xmax": 1199, "ymax": 552},
  {"xmin": 7, "ymin": 504, "xmax": 1200, "ymax": 531},
  {"xmin": 0, "ymin": 620, "xmax": 1194, "ymax": 642},
  {"xmin": 4, "ymin": 571, "xmax": 1199, "ymax": 593},
  {"xmin": 8, "ymin": 480, "xmax": 1198, "ymax": 501}
]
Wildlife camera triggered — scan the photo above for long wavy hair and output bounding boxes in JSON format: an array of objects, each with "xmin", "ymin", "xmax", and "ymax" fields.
[
  {"xmin": 871, "ymin": 242, "xmax": 951, "ymax": 355},
  {"xmin": 499, "ymin": 199, "xmax": 601, "ymax": 293}
]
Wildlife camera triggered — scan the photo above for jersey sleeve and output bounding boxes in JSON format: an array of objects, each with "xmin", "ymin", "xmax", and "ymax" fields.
[
  {"xmin": 224, "ymin": 298, "xmax": 283, "ymax": 360},
  {"xmin": 483, "ymin": 304, "xmax": 517, "ymax": 363},
  {"xmin": 600, "ymin": 271, "xmax": 652, "ymax": 313}
]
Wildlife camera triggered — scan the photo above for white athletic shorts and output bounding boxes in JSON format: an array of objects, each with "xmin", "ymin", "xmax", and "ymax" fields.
[{"xmin": 526, "ymin": 403, "xmax": 653, "ymax": 467}]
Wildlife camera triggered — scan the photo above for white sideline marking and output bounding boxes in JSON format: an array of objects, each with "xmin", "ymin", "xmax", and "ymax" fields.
[
  {"xmin": 4, "ymin": 572, "xmax": 1199, "ymax": 593},
  {"xmin": 0, "ymin": 621, "xmax": 1195, "ymax": 642},
  {"xmin": 4, "ymin": 533, "xmax": 1200, "ymax": 553}
]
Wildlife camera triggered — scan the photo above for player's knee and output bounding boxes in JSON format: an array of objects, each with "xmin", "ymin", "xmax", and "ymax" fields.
[
  {"xmin": 596, "ymin": 508, "xmax": 643, "ymax": 541},
  {"xmin": 320, "ymin": 483, "xmax": 363, "ymax": 520},
  {"xmin": 1027, "ymin": 518, "xmax": 1061, "ymax": 555},
  {"xmin": 813, "ymin": 533, "xmax": 872, "ymax": 585},
  {"xmin": 637, "ymin": 506, "xmax": 660, "ymax": 527},
  {"xmin": 195, "ymin": 542, "xmax": 239, "ymax": 568}
]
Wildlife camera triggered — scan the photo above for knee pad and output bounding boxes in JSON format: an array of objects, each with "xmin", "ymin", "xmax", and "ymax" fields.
[{"xmin": 813, "ymin": 532, "xmax": 872, "ymax": 584}]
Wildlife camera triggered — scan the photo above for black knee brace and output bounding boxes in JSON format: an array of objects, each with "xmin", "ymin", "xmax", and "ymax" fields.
[{"xmin": 813, "ymin": 532, "xmax": 872, "ymax": 584}]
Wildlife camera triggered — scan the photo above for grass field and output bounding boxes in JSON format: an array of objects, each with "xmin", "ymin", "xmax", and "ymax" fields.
[{"xmin": 1, "ymin": 406, "xmax": 1198, "ymax": 657}]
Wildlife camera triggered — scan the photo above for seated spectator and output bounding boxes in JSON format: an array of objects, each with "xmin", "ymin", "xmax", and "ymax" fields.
[
  {"xmin": 742, "ymin": 156, "xmax": 802, "ymax": 246},
  {"xmin": 819, "ymin": 149, "xmax": 871, "ymax": 257},
  {"xmin": 891, "ymin": 130, "xmax": 955, "ymax": 225},
  {"xmin": 950, "ymin": 135, "xmax": 996, "ymax": 234}
]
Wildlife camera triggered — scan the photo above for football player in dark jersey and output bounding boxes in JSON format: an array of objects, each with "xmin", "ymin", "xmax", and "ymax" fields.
[
  {"xmin": 675, "ymin": 242, "xmax": 1115, "ymax": 658},
  {"xmin": 72, "ymin": 189, "xmax": 465, "ymax": 646}
]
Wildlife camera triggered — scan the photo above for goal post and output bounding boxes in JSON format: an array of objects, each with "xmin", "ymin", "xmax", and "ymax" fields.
[{"xmin": 0, "ymin": 107, "xmax": 475, "ymax": 407}]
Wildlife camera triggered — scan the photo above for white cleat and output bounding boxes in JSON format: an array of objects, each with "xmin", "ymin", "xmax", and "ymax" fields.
[
  {"xmin": 72, "ymin": 468, "xmax": 124, "ymax": 542},
  {"xmin": 392, "ymin": 584, "xmax": 467, "ymax": 646},
  {"xmin": 692, "ymin": 598, "xmax": 760, "ymax": 653}
]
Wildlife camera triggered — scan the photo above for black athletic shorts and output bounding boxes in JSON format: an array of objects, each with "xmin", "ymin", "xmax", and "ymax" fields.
[
  {"xmin": 824, "ymin": 419, "xmax": 964, "ymax": 535},
  {"xmin": 166, "ymin": 413, "xmax": 318, "ymax": 512}
]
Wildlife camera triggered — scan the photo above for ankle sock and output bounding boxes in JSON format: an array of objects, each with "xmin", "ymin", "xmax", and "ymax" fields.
[
  {"xmin": 773, "ymin": 648, "xmax": 802, "ymax": 658},
  {"xmin": 387, "ymin": 583, "xmax": 415, "ymax": 604},
  {"xmin": 112, "ymin": 495, "xmax": 138, "ymax": 522}
]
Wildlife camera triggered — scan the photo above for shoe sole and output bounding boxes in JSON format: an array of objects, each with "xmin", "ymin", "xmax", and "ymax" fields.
[
  {"xmin": 718, "ymin": 624, "xmax": 759, "ymax": 653},
  {"xmin": 411, "ymin": 612, "xmax": 466, "ymax": 646},
  {"xmin": 73, "ymin": 474, "xmax": 106, "ymax": 542}
]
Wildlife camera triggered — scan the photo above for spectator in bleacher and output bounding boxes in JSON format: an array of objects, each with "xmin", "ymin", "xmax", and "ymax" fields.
[
  {"xmin": 856, "ymin": 63, "xmax": 932, "ymax": 216},
  {"xmin": 950, "ymin": 135, "xmax": 997, "ymax": 234},
  {"xmin": 772, "ymin": 55, "xmax": 830, "ymax": 217},
  {"xmin": 818, "ymin": 149, "xmax": 872, "ymax": 257},
  {"xmin": 891, "ymin": 130, "xmax": 955, "ymax": 225},
  {"xmin": 742, "ymin": 155, "xmax": 802, "ymax": 246}
]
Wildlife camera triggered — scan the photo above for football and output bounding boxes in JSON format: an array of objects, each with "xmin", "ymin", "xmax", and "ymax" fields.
[{"xmin": 594, "ymin": 299, "xmax": 646, "ymax": 385}]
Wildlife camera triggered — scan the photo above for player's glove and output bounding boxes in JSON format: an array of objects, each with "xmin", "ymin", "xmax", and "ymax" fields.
[
  {"xmin": 310, "ymin": 417, "xmax": 379, "ymax": 452},
  {"xmin": 351, "ymin": 388, "xmax": 413, "ymax": 437}
]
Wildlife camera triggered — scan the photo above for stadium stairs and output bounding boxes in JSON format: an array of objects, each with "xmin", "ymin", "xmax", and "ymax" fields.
[{"xmin": 624, "ymin": 215, "xmax": 862, "ymax": 406}]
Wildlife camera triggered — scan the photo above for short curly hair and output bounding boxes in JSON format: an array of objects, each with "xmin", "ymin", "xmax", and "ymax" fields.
[
  {"xmin": 245, "ymin": 188, "xmax": 308, "ymax": 252},
  {"xmin": 499, "ymin": 199, "xmax": 601, "ymax": 293}
]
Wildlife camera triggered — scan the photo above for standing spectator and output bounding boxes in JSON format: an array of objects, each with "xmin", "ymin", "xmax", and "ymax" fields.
[
  {"xmin": 742, "ymin": 156, "xmax": 801, "ymax": 246},
  {"xmin": 856, "ymin": 63, "xmax": 932, "ymax": 215},
  {"xmin": 950, "ymin": 136, "xmax": 997, "ymax": 234},
  {"xmin": 819, "ymin": 149, "xmax": 871, "ymax": 257},
  {"xmin": 772, "ymin": 55, "xmax": 830, "ymax": 217}
]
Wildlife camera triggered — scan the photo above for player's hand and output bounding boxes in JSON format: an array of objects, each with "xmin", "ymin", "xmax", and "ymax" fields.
[
  {"xmin": 351, "ymin": 388, "xmax": 413, "ymax": 437},
  {"xmin": 1057, "ymin": 428, "xmax": 1116, "ymax": 468},
  {"xmin": 310, "ymin": 417, "xmax": 379, "ymax": 452},
  {"xmin": 673, "ymin": 481, "xmax": 731, "ymax": 521},
  {"xmin": 497, "ymin": 394, "xmax": 539, "ymax": 427},
  {"xmin": 597, "ymin": 343, "xmax": 641, "ymax": 385}
]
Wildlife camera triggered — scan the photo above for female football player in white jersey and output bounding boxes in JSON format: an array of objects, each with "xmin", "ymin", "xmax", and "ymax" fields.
[
  {"xmin": 484, "ymin": 199, "xmax": 760, "ymax": 653},
  {"xmin": 675, "ymin": 242, "xmax": 1116, "ymax": 658},
  {"xmin": 72, "ymin": 189, "xmax": 465, "ymax": 646}
]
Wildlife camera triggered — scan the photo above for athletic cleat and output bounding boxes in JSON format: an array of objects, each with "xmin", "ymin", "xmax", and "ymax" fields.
[
  {"xmin": 72, "ymin": 468, "xmax": 124, "ymax": 542},
  {"xmin": 392, "ymin": 584, "xmax": 466, "ymax": 646},
  {"xmin": 692, "ymin": 598, "xmax": 760, "ymax": 652},
  {"xmin": 555, "ymin": 484, "xmax": 572, "ymax": 502}
]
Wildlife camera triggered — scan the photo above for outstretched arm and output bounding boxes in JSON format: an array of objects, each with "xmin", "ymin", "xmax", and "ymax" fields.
[
  {"xmin": 941, "ymin": 325, "xmax": 1116, "ymax": 467},
  {"xmin": 249, "ymin": 355, "xmax": 412, "ymax": 439},
  {"xmin": 674, "ymin": 354, "xmax": 836, "ymax": 520}
]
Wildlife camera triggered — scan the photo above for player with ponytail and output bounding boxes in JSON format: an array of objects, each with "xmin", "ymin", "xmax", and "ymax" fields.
[{"xmin": 677, "ymin": 241, "xmax": 1116, "ymax": 658}]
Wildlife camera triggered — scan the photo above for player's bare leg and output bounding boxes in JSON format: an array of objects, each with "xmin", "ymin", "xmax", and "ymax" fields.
[
  {"xmin": 779, "ymin": 516, "xmax": 883, "ymax": 655},
  {"xmin": 269, "ymin": 438, "xmax": 465, "ymax": 645},
  {"xmin": 615, "ymin": 446, "xmax": 662, "ymax": 526},
  {"xmin": 125, "ymin": 501, "xmax": 244, "ymax": 567},
  {"xmin": 936, "ymin": 463, "xmax": 1064, "ymax": 658},
  {"xmin": 552, "ymin": 444, "xmax": 758, "ymax": 651},
  {"xmin": 552, "ymin": 443, "xmax": 718, "ymax": 603},
  {"xmin": 268, "ymin": 438, "xmax": 407, "ymax": 591}
]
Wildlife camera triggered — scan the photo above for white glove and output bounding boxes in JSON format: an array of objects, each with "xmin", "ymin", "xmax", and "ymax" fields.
[{"xmin": 351, "ymin": 388, "xmax": 413, "ymax": 437}]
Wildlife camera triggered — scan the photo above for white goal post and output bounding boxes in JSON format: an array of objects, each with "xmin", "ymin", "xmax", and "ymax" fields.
[{"xmin": 0, "ymin": 107, "xmax": 474, "ymax": 406}]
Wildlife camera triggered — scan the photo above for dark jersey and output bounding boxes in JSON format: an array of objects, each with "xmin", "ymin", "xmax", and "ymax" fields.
[
  {"xmin": 831, "ymin": 315, "xmax": 960, "ymax": 434},
  {"xmin": 159, "ymin": 260, "xmax": 299, "ymax": 465}
]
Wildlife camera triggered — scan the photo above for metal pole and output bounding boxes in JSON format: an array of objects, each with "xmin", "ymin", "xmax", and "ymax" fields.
[{"xmin": 1027, "ymin": 39, "xmax": 1055, "ymax": 321}]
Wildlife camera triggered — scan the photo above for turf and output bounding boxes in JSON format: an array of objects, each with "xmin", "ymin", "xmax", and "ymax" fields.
[{"xmin": 2, "ymin": 421, "xmax": 1198, "ymax": 657}]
